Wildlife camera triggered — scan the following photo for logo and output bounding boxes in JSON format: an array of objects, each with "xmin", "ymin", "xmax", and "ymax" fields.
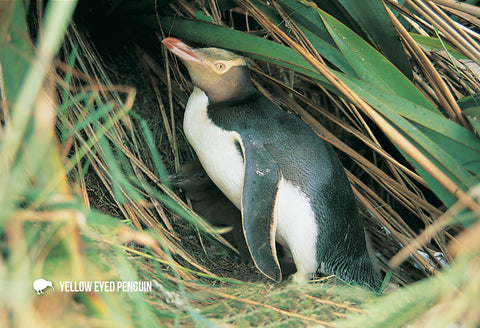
[
  {"xmin": 33, "ymin": 278, "xmax": 152, "ymax": 295},
  {"xmin": 33, "ymin": 278, "xmax": 55, "ymax": 295}
]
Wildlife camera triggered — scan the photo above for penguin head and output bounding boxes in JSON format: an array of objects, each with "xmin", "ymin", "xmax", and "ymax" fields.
[
  {"xmin": 162, "ymin": 38, "xmax": 256, "ymax": 103},
  {"xmin": 167, "ymin": 159, "xmax": 214, "ymax": 192}
]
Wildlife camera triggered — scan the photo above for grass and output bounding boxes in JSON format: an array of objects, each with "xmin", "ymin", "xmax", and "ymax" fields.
[{"xmin": 1, "ymin": 0, "xmax": 480, "ymax": 327}]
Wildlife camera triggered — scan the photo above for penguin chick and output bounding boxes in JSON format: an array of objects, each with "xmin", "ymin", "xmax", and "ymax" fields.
[
  {"xmin": 167, "ymin": 159, "xmax": 251, "ymax": 262},
  {"xmin": 162, "ymin": 38, "xmax": 382, "ymax": 289}
]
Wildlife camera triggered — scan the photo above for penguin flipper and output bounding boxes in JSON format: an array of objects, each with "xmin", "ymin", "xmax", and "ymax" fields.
[{"xmin": 241, "ymin": 140, "xmax": 282, "ymax": 282}]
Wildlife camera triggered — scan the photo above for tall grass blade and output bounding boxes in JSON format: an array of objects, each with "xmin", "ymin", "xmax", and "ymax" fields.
[{"xmin": 312, "ymin": 0, "xmax": 412, "ymax": 78}]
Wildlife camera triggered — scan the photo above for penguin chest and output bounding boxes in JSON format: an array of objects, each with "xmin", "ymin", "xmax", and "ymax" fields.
[{"xmin": 183, "ymin": 88, "xmax": 244, "ymax": 207}]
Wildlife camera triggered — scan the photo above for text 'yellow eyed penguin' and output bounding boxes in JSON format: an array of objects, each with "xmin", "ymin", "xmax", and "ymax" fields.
[{"xmin": 163, "ymin": 37, "xmax": 382, "ymax": 289}]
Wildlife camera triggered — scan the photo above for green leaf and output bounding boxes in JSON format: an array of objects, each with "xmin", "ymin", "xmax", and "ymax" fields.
[
  {"xmin": 311, "ymin": 0, "xmax": 412, "ymax": 78},
  {"xmin": 132, "ymin": 112, "xmax": 171, "ymax": 184},
  {"xmin": 0, "ymin": 1, "xmax": 33, "ymax": 104},
  {"xmin": 458, "ymin": 93, "xmax": 480, "ymax": 110},
  {"xmin": 65, "ymin": 99, "xmax": 115, "ymax": 138},
  {"xmin": 378, "ymin": 270, "xmax": 392, "ymax": 294},
  {"xmin": 318, "ymin": 9, "xmax": 437, "ymax": 111},
  {"xmin": 463, "ymin": 107, "xmax": 480, "ymax": 136},
  {"xmin": 410, "ymin": 33, "xmax": 468, "ymax": 59},
  {"xmin": 96, "ymin": 129, "xmax": 143, "ymax": 204},
  {"xmin": 87, "ymin": 208, "xmax": 129, "ymax": 231},
  {"xmin": 458, "ymin": 93, "xmax": 480, "ymax": 136},
  {"xmin": 146, "ymin": 16, "xmax": 318, "ymax": 74},
  {"xmin": 274, "ymin": 0, "xmax": 336, "ymax": 47},
  {"xmin": 245, "ymin": 0, "xmax": 359, "ymax": 77},
  {"xmin": 195, "ymin": 10, "xmax": 213, "ymax": 22}
]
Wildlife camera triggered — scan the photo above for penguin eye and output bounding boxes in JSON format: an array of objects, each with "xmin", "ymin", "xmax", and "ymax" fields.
[{"xmin": 214, "ymin": 62, "xmax": 227, "ymax": 72}]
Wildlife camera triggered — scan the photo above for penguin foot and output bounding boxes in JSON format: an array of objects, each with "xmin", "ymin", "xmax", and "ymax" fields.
[
  {"xmin": 290, "ymin": 272, "xmax": 315, "ymax": 283},
  {"xmin": 290, "ymin": 272, "xmax": 307, "ymax": 283}
]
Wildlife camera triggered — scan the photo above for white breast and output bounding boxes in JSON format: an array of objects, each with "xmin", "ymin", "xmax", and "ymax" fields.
[{"xmin": 184, "ymin": 87, "xmax": 244, "ymax": 207}]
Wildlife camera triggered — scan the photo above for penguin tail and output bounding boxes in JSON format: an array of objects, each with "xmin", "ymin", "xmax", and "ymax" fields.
[
  {"xmin": 345, "ymin": 255, "xmax": 383, "ymax": 290},
  {"xmin": 354, "ymin": 261, "xmax": 383, "ymax": 290},
  {"xmin": 322, "ymin": 253, "xmax": 383, "ymax": 291}
]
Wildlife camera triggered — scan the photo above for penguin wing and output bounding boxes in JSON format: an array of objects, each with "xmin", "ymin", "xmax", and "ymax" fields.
[{"xmin": 240, "ymin": 137, "xmax": 282, "ymax": 282}]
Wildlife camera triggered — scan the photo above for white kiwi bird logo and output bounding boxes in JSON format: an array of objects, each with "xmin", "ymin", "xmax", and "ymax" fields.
[{"xmin": 33, "ymin": 279, "xmax": 54, "ymax": 295}]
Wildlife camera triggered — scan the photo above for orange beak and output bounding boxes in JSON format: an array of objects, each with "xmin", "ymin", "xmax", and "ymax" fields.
[{"xmin": 162, "ymin": 37, "xmax": 208, "ymax": 67}]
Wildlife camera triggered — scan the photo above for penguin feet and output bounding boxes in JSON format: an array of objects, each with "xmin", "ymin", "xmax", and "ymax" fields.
[
  {"xmin": 288, "ymin": 260, "xmax": 316, "ymax": 282},
  {"xmin": 289, "ymin": 271, "xmax": 318, "ymax": 283},
  {"xmin": 290, "ymin": 272, "xmax": 309, "ymax": 283}
]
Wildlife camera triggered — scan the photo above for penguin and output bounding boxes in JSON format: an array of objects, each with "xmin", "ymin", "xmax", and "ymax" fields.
[
  {"xmin": 162, "ymin": 37, "xmax": 382, "ymax": 289},
  {"xmin": 167, "ymin": 158, "xmax": 251, "ymax": 262}
]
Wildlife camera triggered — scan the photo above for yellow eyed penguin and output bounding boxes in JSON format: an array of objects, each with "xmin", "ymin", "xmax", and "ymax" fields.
[{"xmin": 162, "ymin": 37, "xmax": 382, "ymax": 289}]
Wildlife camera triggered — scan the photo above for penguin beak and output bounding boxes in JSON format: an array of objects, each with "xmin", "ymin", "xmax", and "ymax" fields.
[
  {"xmin": 162, "ymin": 38, "xmax": 208, "ymax": 68},
  {"xmin": 165, "ymin": 172, "xmax": 184, "ymax": 185}
]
